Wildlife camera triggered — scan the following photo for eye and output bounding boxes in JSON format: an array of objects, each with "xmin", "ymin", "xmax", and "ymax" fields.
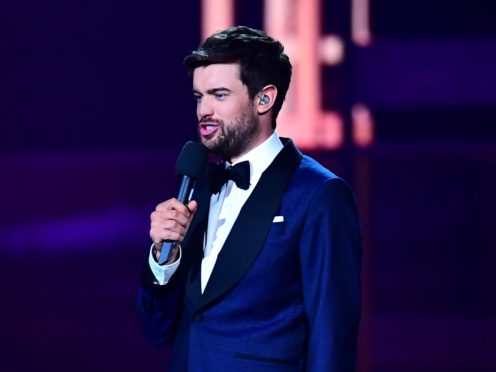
[
  {"xmin": 215, "ymin": 92, "xmax": 227, "ymax": 101},
  {"xmin": 193, "ymin": 94, "xmax": 202, "ymax": 103}
]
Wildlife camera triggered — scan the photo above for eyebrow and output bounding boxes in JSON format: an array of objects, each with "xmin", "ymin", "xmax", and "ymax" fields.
[{"xmin": 193, "ymin": 87, "xmax": 232, "ymax": 95}]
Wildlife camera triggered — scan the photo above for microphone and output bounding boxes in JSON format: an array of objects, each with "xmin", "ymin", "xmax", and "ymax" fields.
[{"xmin": 158, "ymin": 141, "xmax": 208, "ymax": 264}]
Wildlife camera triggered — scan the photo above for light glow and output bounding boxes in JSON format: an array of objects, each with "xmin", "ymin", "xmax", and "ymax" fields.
[
  {"xmin": 320, "ymin": 35, "xmax": 345, "ymax": 66},
  {"xmin": 200, "ymin": 0, "xmax": 372, "ymax": 149},
  {"xmin": 265, "ymin": 0, "xmax": 343, "ymax": 149},
  {"xmin": 352, "ymin": 103, "xmax": 374, "ymax": 147},
  {"xmin": 201, "ymin": 0, "xmax": 234, "ymax": 40},
  {"xmin": 352, "ymin": 0, "xmax": 372, "ymax": 46}
]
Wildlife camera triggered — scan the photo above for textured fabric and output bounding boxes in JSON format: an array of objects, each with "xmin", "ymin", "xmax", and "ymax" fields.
[{"xmin": 137, "ymin": 138, "xmax": 362, "ymax": 372}]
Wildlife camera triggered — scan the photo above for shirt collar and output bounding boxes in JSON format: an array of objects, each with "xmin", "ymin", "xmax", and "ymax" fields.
[{"xmin": 231, "ymin": 131, "xmax": 283, "ymax": 187}]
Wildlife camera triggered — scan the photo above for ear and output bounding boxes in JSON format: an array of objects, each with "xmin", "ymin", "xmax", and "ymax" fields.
[{"xmin": 256, "ymin": 85, "xmax": 278, "ymax": 115}]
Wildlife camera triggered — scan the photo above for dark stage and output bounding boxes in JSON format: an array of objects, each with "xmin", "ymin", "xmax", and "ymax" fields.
[{"xmin": 2, "ymin": 0, "xmax": 496, "ymax": 370}]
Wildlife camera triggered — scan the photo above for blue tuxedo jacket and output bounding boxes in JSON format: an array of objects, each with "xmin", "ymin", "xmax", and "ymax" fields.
[{"xmin": 137, "ymin": 139, "xmax": 361, "ymax": 371}]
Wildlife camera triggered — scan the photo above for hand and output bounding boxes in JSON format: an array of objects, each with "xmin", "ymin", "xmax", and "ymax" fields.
[{"xmin": 150, "ymin": 198, "xmax": 198, "ymax": 262}]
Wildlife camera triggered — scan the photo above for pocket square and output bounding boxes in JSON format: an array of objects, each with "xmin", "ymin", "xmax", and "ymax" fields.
[{"xmin": 272, "ymin": 216, "xmax": 284, "ymax": 223}]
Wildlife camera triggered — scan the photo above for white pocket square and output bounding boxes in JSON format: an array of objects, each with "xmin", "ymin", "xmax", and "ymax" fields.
[{"xmin": 272, "ymin": 216, "xmax": 284, "ymax": 223}]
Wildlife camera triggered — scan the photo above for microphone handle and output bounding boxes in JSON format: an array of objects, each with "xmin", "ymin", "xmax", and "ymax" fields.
[
  {"xmin": 158, "ymin": 176, "xmax": 196, "ymax": 265},
  {"xmin": 176, "ymin": 176, "xmax": 195, "ymax": 204}
]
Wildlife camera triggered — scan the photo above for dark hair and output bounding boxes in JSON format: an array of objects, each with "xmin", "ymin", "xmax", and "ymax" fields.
[{"xmin": 184, "ymin": 26, "xmax": 292, "ymax": 128}]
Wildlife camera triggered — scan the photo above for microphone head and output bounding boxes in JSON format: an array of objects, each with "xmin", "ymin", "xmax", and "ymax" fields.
[{"xmin": 175, "ymin": 141, "xmax": 208, "ymax": 179}]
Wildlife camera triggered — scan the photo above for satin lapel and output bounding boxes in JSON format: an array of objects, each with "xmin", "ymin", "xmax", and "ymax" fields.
[
  {"xmin": 196, "ymin": 138, "xmax": 302, "ymax": 310},
  {"xmin": 183, "ymin": 176, "xmax": 211, "ymax": 308}
]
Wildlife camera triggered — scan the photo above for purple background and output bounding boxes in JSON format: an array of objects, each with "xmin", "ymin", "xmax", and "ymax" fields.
[{"xmin": 2, "ymin": 1, "xmax": 496, "ymax": 371}]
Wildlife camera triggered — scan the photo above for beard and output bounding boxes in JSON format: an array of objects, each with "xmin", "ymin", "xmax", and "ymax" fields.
[{"xmin": 199, "ymin": 110, "xmax": 259, "ymax": 160}]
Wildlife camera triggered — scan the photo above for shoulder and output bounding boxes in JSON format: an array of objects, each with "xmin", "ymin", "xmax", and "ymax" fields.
[
  {"xmin": 292, "ymin": 154, "xmax": 347, "ymax": 191},
  {"xmin": 284, "ymin": 154, "xmax": 357, "ymax": 212},
  {"xmin": 298, "ymin": 154, "xmax": 338, "ymax": 179}
]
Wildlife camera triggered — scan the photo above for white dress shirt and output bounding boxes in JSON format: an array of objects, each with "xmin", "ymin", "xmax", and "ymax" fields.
[{"xmin": 149, "ymin": 132, "xmax": 283, "ymax": 291}]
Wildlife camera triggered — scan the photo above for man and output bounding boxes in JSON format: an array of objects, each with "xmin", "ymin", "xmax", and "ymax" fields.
[{"xmin": 137, "ymin": 26, "xmax": 361, "ymax": 371}]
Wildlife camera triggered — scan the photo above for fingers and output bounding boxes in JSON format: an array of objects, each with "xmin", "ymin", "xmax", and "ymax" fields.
[
  {"xmin": 150, "ymin": 214, "xmax": 188, "ymax": 243},
  {"xmin": 187, "ymin": 200, "xmax": 198, "ymax": 214},
  {"xmin": 150, "ymin": 198, "xmax": 198, "ymax": 245},
  {"xmin": 150, "ymin": 210, "xmax": 189, "ymax": 229},
  {"xmin": 156, "ymin": 198, "xmax": 191, "ymax": 214}
]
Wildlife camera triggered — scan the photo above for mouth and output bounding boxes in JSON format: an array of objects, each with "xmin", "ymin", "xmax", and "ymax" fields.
[{"xmin": 199, "ymin": 122, "xmax": 221, "ymax": 137}]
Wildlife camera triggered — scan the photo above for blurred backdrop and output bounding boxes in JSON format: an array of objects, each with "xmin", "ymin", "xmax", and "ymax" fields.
[{"xmin": 1, "ymin": 0, "xmax": 495, "ymax": 371}]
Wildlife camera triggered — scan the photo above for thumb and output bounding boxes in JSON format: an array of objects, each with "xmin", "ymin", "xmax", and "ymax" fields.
[{"xmin": 187, "ymin": 200, "xmax": 198, "ymax": 214}]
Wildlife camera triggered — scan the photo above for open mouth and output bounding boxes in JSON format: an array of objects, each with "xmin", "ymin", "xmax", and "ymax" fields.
[{"xmin": 199, "ymin": 122, "xmax": 220, "ymax": 136}]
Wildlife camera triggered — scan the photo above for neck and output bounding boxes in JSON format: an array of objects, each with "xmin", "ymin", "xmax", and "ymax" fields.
[{"xmin": 227, "ymin": 130, "xmax": 277, "ymax": 164}]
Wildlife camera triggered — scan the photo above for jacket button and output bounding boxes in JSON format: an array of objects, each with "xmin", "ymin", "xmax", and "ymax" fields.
[{"xmin": 194, "ymin": 313, "xmax": 204, "ymax": 322}]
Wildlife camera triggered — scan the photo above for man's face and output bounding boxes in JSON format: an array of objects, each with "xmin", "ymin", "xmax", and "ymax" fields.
[{"xmin": 193, "ymin": 63, "xmax": 260, "ymax": 161}]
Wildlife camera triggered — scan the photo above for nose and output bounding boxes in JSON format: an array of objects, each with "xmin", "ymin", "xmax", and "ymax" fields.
[{"xmin": 197, "ymin": 97, "xmax": 213, "ymax": 119}]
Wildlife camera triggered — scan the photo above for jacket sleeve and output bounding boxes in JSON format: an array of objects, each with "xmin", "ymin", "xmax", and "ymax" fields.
[
  {"xmin": 299, "ymin": 178, "xmax": 362, "ymax": 371},
  {"xmin": 135, "ymin": 262, "xmax": 185, "ymax": 347}
]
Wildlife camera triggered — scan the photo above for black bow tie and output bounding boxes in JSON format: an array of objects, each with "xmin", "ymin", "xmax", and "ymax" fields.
[{"xmin": 208, "ymin": 161, "xmax": 251, "ymax": 194}]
